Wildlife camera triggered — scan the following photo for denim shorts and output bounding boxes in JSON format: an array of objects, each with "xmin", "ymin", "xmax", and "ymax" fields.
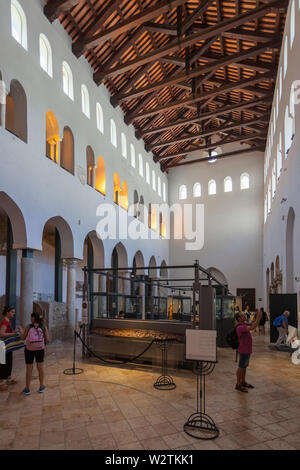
[{"xmin": 238, "ymin": 353, "xmax": 251, "ymax": 369}]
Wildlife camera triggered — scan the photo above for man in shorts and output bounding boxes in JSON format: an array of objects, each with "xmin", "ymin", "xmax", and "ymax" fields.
[{"xmin": 235, "ymin": 311, "xmax": 262, "ymax": 393}]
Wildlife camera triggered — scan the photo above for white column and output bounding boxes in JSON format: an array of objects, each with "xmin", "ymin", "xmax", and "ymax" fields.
[
  {"xmin": 20, "ymin": 250, "xmax": 34, "ymax": 327},
  {"xmin": 140, "ymin": 282, "xmax": 146, "ymax": 320},
  {"xmin": 66, "ymin": 259, "xmax": 78, "ymax": 330},
  {"xmin": 99, "ymin": 273, "xmax": 107, "ymax": 317}
]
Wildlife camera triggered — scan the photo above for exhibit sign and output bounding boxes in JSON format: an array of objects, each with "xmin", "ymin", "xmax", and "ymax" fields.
[{"xmin": 186, "ymin": 329, "xmax": 217, "ymax": 362}]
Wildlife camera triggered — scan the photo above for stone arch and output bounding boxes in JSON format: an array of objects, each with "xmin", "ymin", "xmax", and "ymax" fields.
[
  {"xmin": 160, "ymin": 260, "xmax": 168, "ymax": 279},
  {"xmin": 148, "ymin": 255, "xmax": 157, "ymax": 279},
  {"xmin": 286, "ymin": 207, "xmax": 295, "ymax": 292},
  {"xmin": 83, "ymin": 230, "xmax": 105, "ymax": 268},
  {"xmin": 112, "ymin": 242, "xmax": 128, "ymax": 268},
  {"xmin": 0, "ymin": 191, "xmax": 27, "ymax": 249},
  {"xmin": 86, "ymin": 146, "xmax": 95, "ymax": 187},
  {"xmin": 133, "ymin": 250, "xmax": 145, "ymax": 275},
  {"xmin": 42, "ymin": 216, "xmax": 74, "ymax": 259},
  {"xmin": 207, "ymin": 267, "xmax": 228, "ymax": 286},
  {"xmin": 5, "ymin": 79, "xmax": 27, "ymax": 143},
  {"xmin": 60, "ymin": 126, "xmax": 74, "ymax": 175}
]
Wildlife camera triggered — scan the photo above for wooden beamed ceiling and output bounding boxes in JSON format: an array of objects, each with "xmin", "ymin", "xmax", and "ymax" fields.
[{"xmin": 44, "ymin": 0, "xmax": 288, "ymax": 171}]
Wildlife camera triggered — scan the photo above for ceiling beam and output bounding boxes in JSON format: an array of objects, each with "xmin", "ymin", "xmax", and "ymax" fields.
[
  {"xmin": 94, "ymin": 0, "xmax": 287, "ymax": 83},
  {"xmin": 165, "ymin": 145, "xmax": 265, "ymax": 169},
  {"xmin": 147, "ymin": 117, "xmax": 268, "ymax": 150},
  {"xmin": 221, "ymin": 28, "xmax": 279, "ymax": 43},
  {"xmin": 144, "ymin": 22, "xmax": 178, "ymax": 36},
  {"xmin": 181, "ymin": 0, "xmax": 214, "ymax": 35},
  {"xmin": 44, "ymin": 0, "xmax": 81, "ymax": 23},
  {"xmin": 127, "ymin": 73, "xmax": 274, "ymax": 123},
  {"xmin": 74, "ymin": 0, "xmax": 187, "ymax": 57},
  {"xmin": 154, "ymin": 132, "xmax": 267, "ymax": 161}
]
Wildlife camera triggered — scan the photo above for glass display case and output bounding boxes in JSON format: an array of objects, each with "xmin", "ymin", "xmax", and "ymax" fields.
[{"xmin": 146, "ymin": 296, "xmax": 168, "ymax": 320}]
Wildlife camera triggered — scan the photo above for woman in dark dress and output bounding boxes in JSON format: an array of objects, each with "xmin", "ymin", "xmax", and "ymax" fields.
[{"xmin": 259, "ymin": 307, "xmax": 269, "ymax": 335}]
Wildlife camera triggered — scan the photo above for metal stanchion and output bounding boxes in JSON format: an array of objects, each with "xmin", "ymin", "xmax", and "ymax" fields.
[
  {"xmin": 63, "ymin": 327, "xmax": 84, "ymax": 375},
  {"xmin": 184, "ymin": 361, "xmax": 219, "ymax": 440}
]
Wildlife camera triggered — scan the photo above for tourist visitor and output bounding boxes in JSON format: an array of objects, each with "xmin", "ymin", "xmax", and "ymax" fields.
[
  {"xmin": 21, "ymin": 313, "xmax": 49, "ymax": 395},
  {"xmin": 259, "ymin": 308, "xmax": 269, "ymax": 335},
  {"xmin": 235, "ymin": 311, "xmax": 262, "ymax": 393},
  {"xmin": 115, "ymin": 311, "xmax": 125, "ymax": 319},
  {"xmin": 273, "ymin": 311, "xmax": 290, "ymax": 349},
  {"xmin": 0, "ymin": 306, "xmax": 23, "ymax": 391}
]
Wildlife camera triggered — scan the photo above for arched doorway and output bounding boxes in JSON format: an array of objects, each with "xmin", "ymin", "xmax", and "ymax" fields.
[
  {"xmin": 0, "ymin": 192, "xmax": 27, "ymax": 326},
  {"xmin": 108, "ymin": 242, "xmax": 128, "ymax": 318}
]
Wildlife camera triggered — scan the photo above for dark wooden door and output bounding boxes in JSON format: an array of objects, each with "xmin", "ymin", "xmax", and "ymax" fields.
[{"xmin": 236, "ymin": 288, "xmax": 256, "ymax": 311}]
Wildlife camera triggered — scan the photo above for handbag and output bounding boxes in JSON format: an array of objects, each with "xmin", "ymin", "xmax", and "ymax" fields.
[{"xmin": 1, "ymin": 334, "xmax": 25, "ymax": 352}]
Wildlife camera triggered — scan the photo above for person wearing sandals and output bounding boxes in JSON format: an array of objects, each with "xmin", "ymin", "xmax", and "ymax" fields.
[
  {"xmin": 21, "ymin": 313, "xmax": 49, "ymax": 395},
  {"xmin": 0, "ymin": 306, "xmax": 23, "ymax": 391},
  {"xmin": 235, "ymin": 310, "xmax": 262, "ymax": 393}
]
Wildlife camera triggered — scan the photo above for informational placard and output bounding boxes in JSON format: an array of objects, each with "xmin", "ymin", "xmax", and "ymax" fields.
[{"xmin": 186, "ymin": 329, "xmax": 217, "ymax": 362}]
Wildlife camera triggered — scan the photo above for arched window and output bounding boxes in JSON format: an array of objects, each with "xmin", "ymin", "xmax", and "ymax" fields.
[
  {"xmin": 133, "ymin": 190, "xmax": 139, "ymax": 218},
  {"xmin": 96, "ymin": 103, "xmax": 104, "ymax": 133},
  {"xmin": 179, "ymin": 185, "xmax": 187, "ymax": 200},
  {"xmin": 5, "ymin": 79, "xmax": 27, "ymax": 143},
  {"xmin": 110, "ymin": 119, "xmax": 117, "ymax": 147},
  {"xmin": 86, "ymin": 146, "xmax": 95, "ymax": 187},
  {"xmin": 272, "ymin": 160, "xmax": 276, "ymax": 198},
  {"xmin": 163, "ymin": 182, "xmax": 166, "ymax": 202},
  {"xmin": 39, "ymin": 34, "xmax": 52, "ymax": 77},
  {"xmin": 277, "ymin": 133, "xmax": 282, "ymax": 180},
  {"xmin": 81, "ymin": 84, "xmax": 90, "ymax": 118},
  {"xmin": 152, "ymin": 170, "xmax": 156, "ymax": 191},
  {"xmin": 121, "ymin": 133, "xmax": 127, "ymax": 158},
  {"xmin": 62, "ymin": 61, "xmax": 73, "ymax": 100},
  {"xmin": 152, "ymin": 207, "xmax": 157, "ymax": 231},
  {"xmin": 113, "ymin": 173, "xmax": 121, "ymax": 205},
  {"xmin": 146, "ymin": 162, "xmax": 150, "ymax": 184},
  {"xmin": 284, "ymin": 87, "xmax": 295, "ymax": 157},
  {"xmin": 208, "ymin": 180, "xmax": 216, "ymax": 195},
  {"xmin": 160, "ymin": 213, "xmax": 166, "ymax": 238},
  {"xmin": 130, "ymin": 144, "xmax": 135, "ymax": 167},
  {"xmin": 11, "ymin": 0, "xmax": 27, "ymax": 50},
  {"xmin": 240, "ymin": 173, "xmax": 250, "ymax": 190},
  {"xmin": 283, "ymin": 36, "xmax": 288, "ymax": 77},
  {"xmin": 120, "ymin": 181, "xmax": 128, "ymax": 211},
  {"xmin": 60, "ymin": 126, "xmax": 74, "ymax": 175},
  {"xmin": 290, "ymin": 0, "xmax": 295, "ymax": 48},
  {"xmin": 95, "ymin": 156, "xmax": 106, "ymax": 195},
  {"xmin": 224, "ymin": 176, "xmax": 232, "ymax": 193},
  {"xmin": 158, "ymin": 177, "xmax": 161, "ymax": 197},
  {"xmin": 139, "ymin": 154, "xmax": 143, "ymax": 176},
  {"xmin": 148, "ymin": 203, "xmax": 152, "ymax": 228},
  {"xmin": 193, "ymin": 182, "xmax": 201, "ymax": 198},
  {"xmin": 139, "ymin": 196, "xmax": 144, "ymax": 223},
  {"xmin": 46, "ymin": 111, "xmax": 60, "ymax": 162},
  {"xmin": 279, "ymin": 67, "xmax": 282, "ymax": 100}
]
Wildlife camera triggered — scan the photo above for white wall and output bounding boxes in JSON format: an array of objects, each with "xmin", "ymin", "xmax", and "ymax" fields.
[
  {"xmin": 263, "ymin": 0, "xmax": 300, "ymax": 306},
  {"xmin": 0, "ymin": 0, "xmax": 169, "ymax": 275},
  {"xmin": 168, "ymin": 148, "xmax": 264, "ymax": 306}
]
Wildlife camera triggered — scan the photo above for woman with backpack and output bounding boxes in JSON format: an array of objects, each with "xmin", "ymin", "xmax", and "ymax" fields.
[
  {"xmin": 21, "ymin": 312, "xmax": 49, "ymax": 395},
  {"xmin": 0, "ymin": 306, "xmax": 23, "ymax": 391}
]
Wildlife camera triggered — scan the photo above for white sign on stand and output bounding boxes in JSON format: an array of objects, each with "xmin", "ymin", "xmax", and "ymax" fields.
[{"xmin": 186, "ymin": 329, "xmax": 217, "ymax": 362}]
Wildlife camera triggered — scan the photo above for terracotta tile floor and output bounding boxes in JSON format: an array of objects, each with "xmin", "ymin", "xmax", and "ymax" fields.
[{"xmin": 1, "ymin": 331, "xmax": 300, "ymax": 450}]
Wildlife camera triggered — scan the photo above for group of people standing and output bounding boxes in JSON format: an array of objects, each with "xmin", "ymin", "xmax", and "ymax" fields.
[{"xmin": 0, "ymin": 306, "xmax": 49, "ymax": 394}]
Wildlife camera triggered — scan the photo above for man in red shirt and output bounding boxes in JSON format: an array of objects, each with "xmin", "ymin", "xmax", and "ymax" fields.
[{"xmin": 235, "ymin": 311, "xmax": 262, "ymax": 393}]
